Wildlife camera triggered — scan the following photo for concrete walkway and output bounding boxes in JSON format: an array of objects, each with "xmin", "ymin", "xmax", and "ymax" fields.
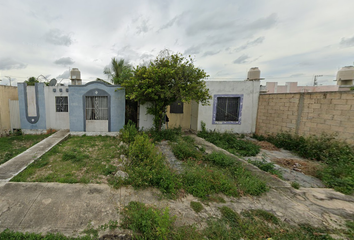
[{"xmin": 0, "ymin": 129, "xmax": 70, "ymax": 182}]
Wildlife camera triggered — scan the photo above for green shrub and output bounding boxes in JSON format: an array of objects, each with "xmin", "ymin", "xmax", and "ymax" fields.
[
  {"xmin": 122, "ymin": 201, "xmax": 176, "ymax": 239},
  {"xmin": 198, "ymin": 130, "xmax": 260, "ymax": 156},
  {"xmin": 123, "ymin": 133, "xmax": 181, "ymax": 196},
  {"xmin": 120, "ymin": 120, "xmax": 139, "ymax": 144},
  {"xmin": 203, "ymin": 151, "xmax": 235, "ymax": 167},
  {"xmin": 190, "ymin": 201, "xmax": 204, "ymax": 213}
]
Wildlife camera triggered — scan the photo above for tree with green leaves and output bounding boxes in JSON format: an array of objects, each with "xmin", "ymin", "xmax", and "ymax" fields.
[
  {"xmin": 104, "ymin": 58, "xmax": 133, "ymax": 85},
  {"xmin": 25, "ymin": 77, "xmax": 39, "ymax": 86},
  {"xmin": 122, "ymin": 50, "xmax": 211, "ymax": 131}
]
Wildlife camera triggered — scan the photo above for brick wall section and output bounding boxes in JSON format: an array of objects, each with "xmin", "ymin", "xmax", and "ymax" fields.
[{"xmin": 256, "ymin": 92, "xmax": 354, "ymax": 145}]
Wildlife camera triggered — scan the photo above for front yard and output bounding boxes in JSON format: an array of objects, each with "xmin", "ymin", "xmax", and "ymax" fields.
[{"xmin": 12, "ymin": 135, "xmax": 121, "ymax": 184}]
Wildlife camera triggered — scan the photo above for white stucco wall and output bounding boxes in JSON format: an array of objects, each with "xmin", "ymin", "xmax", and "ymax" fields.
[
  {"xmin": 44, "ymin": 86, "xmax": 70, "ymax": 130},
  {"xmin": 138, "ymin": 102, "xmax": 155, "ymax": 130},
  {"xmin": 197, "ymin": 81, "xmax": 260, "ymax": 133}
]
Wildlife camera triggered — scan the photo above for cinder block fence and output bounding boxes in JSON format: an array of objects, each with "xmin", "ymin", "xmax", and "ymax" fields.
[{"xmin": 256, "ymin": 92, "xmax": 354, "ymax": 144}]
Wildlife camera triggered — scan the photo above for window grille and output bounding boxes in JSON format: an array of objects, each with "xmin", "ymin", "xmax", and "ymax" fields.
[
  {"xmin": 215, "ymin": 97, "xmax": 240, "ymax": 122},
  {"xmin": 170, "ymin": 101, "xmax": 183, "ymax": 113},
  {"xmin": 55, "ymin": 96, "xmax": 68, "ymax": 112},
  {"xmin": 85, "ymin": 96, "xmax": 108, "ymax": 120}
]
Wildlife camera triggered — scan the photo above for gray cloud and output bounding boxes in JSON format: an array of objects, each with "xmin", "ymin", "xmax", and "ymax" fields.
[
  {"xmin": 340, "ymin": 36, "xmax": 354, "ymax": 48},
  {"xmin": 136, "ymin": 19, "xmax": 151, "ymax": 34},
  {"xmin": 233, "ymin": 36, "xmax": 265, "ymax": 52},
  {"xmin": 158, "ymin": 12, "xmax": 189, "ymax": 31},
  {"xmin": 247, "ymin": 13, "xmax": 277, "ymax": 30},
  {"xmin": 233, "ymin": 54, "xmax": 250, "ymax": 64},
  {"xmin": 184, "ymin": 45, "xmax": 202, "ymax": 55},
  {"xmin": 56, "ymin": 70, "xmax": 70, "ymax": 79},
  {"xmin": 203, "ymin": 50, "xmax": 220, "ymax": 57},
  {"xmin": 0, "ymin": 57, "xmax": 27, "ymax": 70},
  {"xmin": 45, "ymin": 29, "xmax": 73, "ymax": 46},
  {"xmin": 54, "ymin": 57, "xmax": 75, "ymax": 66},
  {"xmin": 290, "ymin": 73, "xmax": 305, "ymax": 78}
]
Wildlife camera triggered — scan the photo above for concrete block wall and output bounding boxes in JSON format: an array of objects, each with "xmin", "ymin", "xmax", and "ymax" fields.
[
  {"xmin": 256, "ymin": 92, "xmax": 354, "ymax": 144},
  {"xmin": 0, "ymin": 86, "xmax": 18, "ymax": 136}
]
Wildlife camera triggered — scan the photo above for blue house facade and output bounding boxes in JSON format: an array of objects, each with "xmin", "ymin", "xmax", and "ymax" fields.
[{"xmin": 18, "ymin": 81, "xmax": 125, "ymax": 133}]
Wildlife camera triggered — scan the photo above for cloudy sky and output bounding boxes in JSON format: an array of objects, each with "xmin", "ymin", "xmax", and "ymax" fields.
[{"xmin": 1, "ymin": 0, "xmax": 354, "ymax": 86}]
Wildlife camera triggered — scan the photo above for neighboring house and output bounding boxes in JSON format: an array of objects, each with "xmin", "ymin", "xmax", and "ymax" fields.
[
  {"xmin": 17, "ymin": 80, "xmax": 125, "ymax": 134},
  {"xmin": 0, "ymin": 85, "xmax": 19, "ymax": 136},
  {"xmin": 264, "ymin": 82, "xmax": 340, "ymax": 93},
  {"xmin": 139, "ymin": 80, "xmax": 261, "ymax": 134}
]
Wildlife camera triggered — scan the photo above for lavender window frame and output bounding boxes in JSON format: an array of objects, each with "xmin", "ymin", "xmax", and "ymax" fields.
[{"xmin": 212, "ymin": 94, "xmax": 243, "ymax": 125}]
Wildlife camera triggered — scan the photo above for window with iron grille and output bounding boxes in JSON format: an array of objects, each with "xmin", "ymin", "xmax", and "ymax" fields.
[
  {"xmin": 55, "ymin": 96, "xmax": 68, "ymax": 112},
  {"xmin": 170, "ymin": 101, "xmax": 183, "ymax": 113},
  {"xmin": 85, "ymin": 96, "xmax": 108, "ymax": 120},
  {"xmin": 213, "ymin": 95, "xmax": 243, "ymax": 124}
]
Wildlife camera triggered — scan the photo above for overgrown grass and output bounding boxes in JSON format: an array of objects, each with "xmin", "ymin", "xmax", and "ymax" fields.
[
  {"xmin": 0, "ymin": 133, "xmax": 51, "ymax": 165},
  {"xmin": 11, "ymin": 135, "xmax": 120, "ymax": 184},
  {"xmin": 0, "ymin": 229, "xmax": 92, "ymax": 240},
  {"xmin": 147, "ymin": 127, "xmax": 182, "ymax": 142},
  {"xmin": 197, "ymin": 123, "xmax": 260, "ymax": 157},
  {"xmin": 111, "ymin": 133, "xmax": 182, "ymax": 197},
  {"xmin": 253, "ymin": 132, "xmax": 354, "ymax": 194},
  {"xmin": 110, "ymin": 124, "xmax": 268, "ymax": 200}
]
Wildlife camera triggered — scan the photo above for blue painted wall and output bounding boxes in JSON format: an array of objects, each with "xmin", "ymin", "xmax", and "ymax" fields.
[
  {"xmin": 18, "ymin": 83, "xmax": 47, "ymax": 130},
  {"xmin": 69, "ymin": 81, "xmax": 125, "ymax": 132}
]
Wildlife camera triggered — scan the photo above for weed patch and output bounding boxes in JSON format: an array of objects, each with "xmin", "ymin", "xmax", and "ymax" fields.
[
  {"xmin": 291, "ymin": 181, "xmax": 300, "ymax": 189},
  {"xmin": 147, "ymin": 127, "xmax": 182, "ymax": 142},
  {"xmin": 248, "ymin": 159, "xmax": 282, "ymax": 178},
  {"xmin": 203, "ymin": 151, "xmax": 235, "ymax": 167},
  {"xmin": 190, "ymin": 201, "xmax": 204, "ymax": 213},
  {"xmin": 122, "ymin": 201, "xmax": 175, "ymax": 239}
]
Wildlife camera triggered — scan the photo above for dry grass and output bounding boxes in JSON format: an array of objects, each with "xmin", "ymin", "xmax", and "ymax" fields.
[{"xmin": 272, "ymin": 158, "xmax": 323, "ymax": 177}]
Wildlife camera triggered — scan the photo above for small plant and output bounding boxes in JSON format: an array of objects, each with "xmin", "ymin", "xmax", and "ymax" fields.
[
  {"xmin": 350, "ymin": 86, "xmax": 354, "ymax": 91},
  {"xmin": 190, "ymin": 201, "xmax": 204, "ymax": 213},
  {"xmin": 291, "ymin": 181, "xmax": 300, "ymax": 189},
  {"xmin": 122, "ymin": 201, "xmax": 176, "ymax": 239}
]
